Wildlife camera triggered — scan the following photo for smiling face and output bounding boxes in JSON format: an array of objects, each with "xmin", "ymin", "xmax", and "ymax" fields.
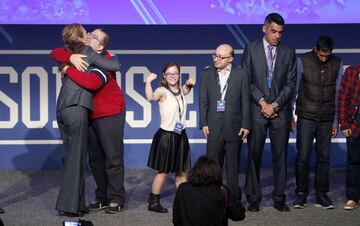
[
  {"xmin": 86, "ymin": 29, "xmax": 106, "ymax": 53},
  {"xmin": 263, "ymin": 22, "xmax": 284, "ymax": 46},
  {"xmin": 163, "ymin": 65, "xmax": 180, "ymax": 88}
]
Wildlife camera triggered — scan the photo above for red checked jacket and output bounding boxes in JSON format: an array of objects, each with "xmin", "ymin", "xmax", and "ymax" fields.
[
  {"xmin": 51, "ymin": 48, "xmax": 126, "ymax": 119},
  {"xmin": 338, "ymin": 64, "xmax": 360, "ymax": 138}
]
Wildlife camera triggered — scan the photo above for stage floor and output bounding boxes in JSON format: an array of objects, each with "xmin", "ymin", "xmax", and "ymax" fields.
[{"xmin": 0, "ymin": 168, "xmax": 358, "ymax": 226}]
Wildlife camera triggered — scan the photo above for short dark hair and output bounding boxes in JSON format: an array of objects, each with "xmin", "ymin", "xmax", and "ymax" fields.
[
  {"xmin": 188, "ymin": 156, "xmax": 222, "ymax": 186},
  {"xmin": 264, "ymin": 12, "xmax": 285, "ymax": 26},
  {"xmin": 316, "ymin": 36, "xmax": 334, "ymax": 52}
]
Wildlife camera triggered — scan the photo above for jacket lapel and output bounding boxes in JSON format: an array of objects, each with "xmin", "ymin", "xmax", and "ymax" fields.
[
  {"xmin": 211, "ymin": 68, "xmax": 221, "ymax": 99},
  {"xmin": 224, "ymin": 65, "xmax": 235, "ymax": 100}
]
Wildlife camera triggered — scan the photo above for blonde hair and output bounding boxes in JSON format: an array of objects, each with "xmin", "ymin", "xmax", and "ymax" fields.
[{"xmin": 62, "ymin": 23, "xmax": 85, "ymax": 53}]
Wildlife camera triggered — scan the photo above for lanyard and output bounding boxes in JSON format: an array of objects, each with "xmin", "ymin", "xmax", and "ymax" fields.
[
  {"xmin": 216, "ymin": 74, "xmax": 229, "ymax": 101},
  {"xmin": 167, "ymin": 88, "xmax": 185, "ymax": 121}
]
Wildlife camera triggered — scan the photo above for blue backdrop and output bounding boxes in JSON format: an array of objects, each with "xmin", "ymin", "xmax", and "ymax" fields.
[{"xmin": 0, "ymin": 24, "xmax": 359, "ymax": 169}]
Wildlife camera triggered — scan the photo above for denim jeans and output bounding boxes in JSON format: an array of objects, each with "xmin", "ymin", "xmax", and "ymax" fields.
[
  {"xmin": 346, "ymin": 136, "xmax": 360, "ymax": 202},
  {"xmin": 295, "ymin": 117, "xmax": 333, "ymax": 196}
]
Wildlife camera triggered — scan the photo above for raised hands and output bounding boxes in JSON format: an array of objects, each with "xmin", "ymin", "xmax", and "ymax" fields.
[
  {"xmin": 186, "ymin": 78, "xmax": 195, "ymax": 87},
  {"xmin": 146, "ymin": 73, "xmax": 157, "ymax": 83}
]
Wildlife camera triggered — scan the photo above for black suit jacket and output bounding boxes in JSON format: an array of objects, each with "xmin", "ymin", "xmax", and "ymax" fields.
[
  {"xmin": 199, "ymin": 65, "xmax": 251, "ymax": 142},
  {"xmin": 241, "ymin": 40, "xmax": 296, "ymax": 123}
]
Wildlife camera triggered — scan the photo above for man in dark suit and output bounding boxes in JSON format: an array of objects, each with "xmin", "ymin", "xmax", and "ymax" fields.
[
  {"xmin": 200, "ymin": 44, "xmax": 251, "ymax": 201},
  {"xmin": 241, "ymin": 13, "xmax": 296, "ymax": 212}
]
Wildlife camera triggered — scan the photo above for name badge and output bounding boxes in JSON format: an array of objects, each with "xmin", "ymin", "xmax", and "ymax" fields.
[
  {"xmin": 217, "ymin": 100, "xmax": 226, "ymax": 112},
  {"xmin": 174, "ymin": 121, "xmax": 184, "ymax": 134}
]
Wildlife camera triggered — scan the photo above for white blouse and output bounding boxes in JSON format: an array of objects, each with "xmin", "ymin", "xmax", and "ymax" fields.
[{"xmin": 159, "ymin": 88, "xmax": 187, "ymax": 131}]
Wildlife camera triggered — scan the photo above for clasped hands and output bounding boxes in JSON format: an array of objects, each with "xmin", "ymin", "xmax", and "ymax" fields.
[{"xmin": 259, "ymin": 100, "xmax": 278, "ymax": 119}]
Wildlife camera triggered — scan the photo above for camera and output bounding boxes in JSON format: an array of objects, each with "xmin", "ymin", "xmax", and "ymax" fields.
[
  {"xmin": 63, "ymin": 220, "xmax": 93, "ymax": 226},
  {"xmin": 63, "ymin": 221, "xmax": 79, "ymax": 226}
]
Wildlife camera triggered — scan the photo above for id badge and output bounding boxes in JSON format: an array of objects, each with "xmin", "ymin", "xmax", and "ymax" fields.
[
  {"xmin": 217, "ymin": 100, "xmax": 226, "ymax": 112},
  {"xmin": 174, "ymin": 121, "xmax": 184, "ymax": 134},
  {"xmin": 267, "ymin": 74, "xmax": 272, "ymax": 88}
]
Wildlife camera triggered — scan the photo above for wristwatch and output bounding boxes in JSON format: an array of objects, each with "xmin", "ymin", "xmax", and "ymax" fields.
[{"xmin": 271, "ymin": 102, "xmax": 279, "ymax": 113}]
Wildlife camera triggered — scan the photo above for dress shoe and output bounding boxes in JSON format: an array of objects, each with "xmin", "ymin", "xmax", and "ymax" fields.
[
  {"xmin": 58, "ymin": 211, "xmax": 84, "ymax": 217},
  {"xmin": 247, "ymin": 202, "xmax": 260, "ymax": 212},
  {"xmin": 274, "ymin": 202, "xmax": 290, "ymax": 212}
]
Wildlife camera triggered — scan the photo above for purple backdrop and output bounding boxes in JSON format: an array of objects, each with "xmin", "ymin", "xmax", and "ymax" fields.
[{"xmin": 0, "ymin": 0, "xmax": 359, "ymax": 24}]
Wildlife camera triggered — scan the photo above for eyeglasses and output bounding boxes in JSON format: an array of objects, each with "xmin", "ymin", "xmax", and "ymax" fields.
[
  {"xmin": 87, "ymin": 32, "xmax": 102, "ymax": 44},
  {"xmin": 164, "ymin": 72, "xmax": 180, "ymax": 77},
  {"xmin": 212, "ymin": 54, "xmax": 232, "ymax": 61}
]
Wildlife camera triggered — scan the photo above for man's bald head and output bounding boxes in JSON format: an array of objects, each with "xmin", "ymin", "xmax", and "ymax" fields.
[{"xmin": 213, "ymin": 44, "xmax": 234, "ymax": 70}]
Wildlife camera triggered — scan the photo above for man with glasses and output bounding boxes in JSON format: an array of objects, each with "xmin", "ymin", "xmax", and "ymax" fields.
[
  {"xmin": 199, "ymin": 43, "xmax": 251, "ymax": 203},
  {"xmin": 241, "ymin": 12, "xmax": 296, "ymax": 212},
  {"xmin": 293, "ymin": 36, "xmax": 342, "ymax": 210}
]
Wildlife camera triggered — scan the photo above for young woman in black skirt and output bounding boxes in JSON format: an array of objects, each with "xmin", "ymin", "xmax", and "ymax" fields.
[{"xmin": 145, "ymin": 62, "xmax": 195, "ymax": 213}]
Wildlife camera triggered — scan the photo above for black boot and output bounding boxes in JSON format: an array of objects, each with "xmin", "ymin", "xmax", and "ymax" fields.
[{"xmin": 148, "ymin": 193, "xmax": 168, "ymax": 213}]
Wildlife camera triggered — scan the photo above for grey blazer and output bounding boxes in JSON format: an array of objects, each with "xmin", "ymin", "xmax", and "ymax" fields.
[
  {"xmin": 241, "ymin": 40, "xmax": 296, "ymax": 123},
  {"xmin": 56, "ymin": 45, "xmax": 120, "ymax": 112},
  {"xmin": 199, "ymin": 65, "xmax": 251, "ymax": 142}
]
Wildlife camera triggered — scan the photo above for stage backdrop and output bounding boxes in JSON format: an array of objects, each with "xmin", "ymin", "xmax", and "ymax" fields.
[{"xmin": 0, "ymin": 24, "xmax": 359, "ymax": 169}]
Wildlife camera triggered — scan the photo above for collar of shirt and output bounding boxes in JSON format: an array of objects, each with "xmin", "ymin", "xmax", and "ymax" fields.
[
  {"xmin": 217, "ymin": 64, "xmax": 231, "ymax": 96},
  {"xmin": 217, "ymin": 64, "xmax": 232, "ymax": 76},
  {"xmin": 263, "ymin": 38, "xmax": 277, "ymax": 55}
]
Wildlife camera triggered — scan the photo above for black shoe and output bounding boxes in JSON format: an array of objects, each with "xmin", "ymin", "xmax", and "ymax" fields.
[
  {"xmin": 274, "ymin": 202, "xmax": 290, "ymax": 212},
  {"xmin": 105, "ymin": 203, "xmax": 124, "ymax": 214},
  {"xmin": 148, "ymin": 193, "xmax": 168, "ymax": 213},
  {"xmin": 247, "ymin": 202, "xmax": 260, "ymax": 212},
  {"xmin": 293, "ymin": 193, "xmax": 307, "ymax": 209},
  {"xmin": 315, "ymin": 194, "xmax": 335, "ymax": 209},
  {"xmin": 88, "ymin": 201, "xmax": 109, "ymax": 211},
  {"xmin": 58, "ymin": 211, "xmax": 84, "ymax": 217},
  {"xmin": 79, "ymin": 208, "xmax": 89, "ymax": 215},
  {"xmin": 0, "ymin": 208, "xmax": 5, "ymax": 214}
]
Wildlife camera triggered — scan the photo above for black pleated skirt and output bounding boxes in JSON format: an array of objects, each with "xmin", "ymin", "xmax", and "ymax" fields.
[{"xmin": 147, "ymin": 128, "xmax": 191, "ymax": 173}]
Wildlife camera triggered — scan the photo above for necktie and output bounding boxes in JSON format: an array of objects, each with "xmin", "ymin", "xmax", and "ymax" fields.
[{"xmin": 267, "ymin": 45, "xmax": 274, "ymax": 74}]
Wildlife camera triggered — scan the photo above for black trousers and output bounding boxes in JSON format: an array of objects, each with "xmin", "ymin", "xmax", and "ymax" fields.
[
  {"xmin": 346, "ymin": 136, "xmax": 360, "ymax": 202},
  {"xmin": 295, "ymin": 117, "xmax": 333, "ymax": 196},
  {"xmin": 207, "ymin": 128, "xmax": 243, "ymax": 201},
  {"xmin": 245, "ymin": 119, "xmax": 290, "ymax": 204},
  {"xmin": 88, "ymin": 112, "xmax": 126, "ymax": 205},
  {"xmin": 56, "ymin": 105, "xmax": 89, "ymax": 213}
]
